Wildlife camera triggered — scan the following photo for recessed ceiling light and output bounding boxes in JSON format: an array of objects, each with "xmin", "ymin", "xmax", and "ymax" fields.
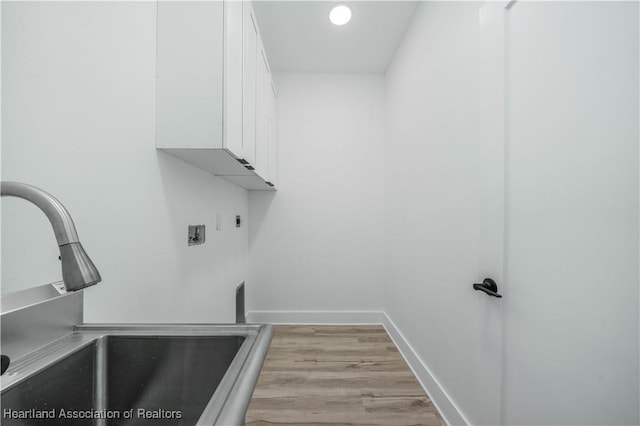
[{"xmin": 329, "ymin": 4, "xmax": 351, "ymax": 26}]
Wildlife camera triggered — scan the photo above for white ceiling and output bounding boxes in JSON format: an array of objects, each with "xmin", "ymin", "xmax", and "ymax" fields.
[{"xmin": 253, "ymin": 1, "xmax": 419, "ymax": 73}]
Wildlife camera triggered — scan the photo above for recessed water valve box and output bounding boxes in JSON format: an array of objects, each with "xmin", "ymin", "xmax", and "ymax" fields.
[{"xmin": 188, "ymin": 225, "xmax": 206, "ymax": 246}]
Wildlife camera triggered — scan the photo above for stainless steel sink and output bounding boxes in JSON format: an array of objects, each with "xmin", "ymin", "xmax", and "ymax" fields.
[
  {"xmin": 0, "ymin": 324, "xmax": 272, "ymax": 426},
  {"xmin": 0, "ymin": 184, "xmax": 272, "ymax": 425}
]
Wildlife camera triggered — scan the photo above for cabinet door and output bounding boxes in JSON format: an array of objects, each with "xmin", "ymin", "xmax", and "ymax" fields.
[
  {"xmin": 157, "ymin": 1, "xmax": 224, "ymax": 149},
  {"xmin": 242, "ymin": 3, "xmax": 258, "ymax": 165},
  {"xmin": 267, "ymin": 81, "xmax": 278, "ymax": 186},
  {"xmin": 223, "ymin": 0, "xmax": 243, "ymax": 158},
  {"xmin": 254, "ymin": 45, "xmax": 270, "ymax": 180}
]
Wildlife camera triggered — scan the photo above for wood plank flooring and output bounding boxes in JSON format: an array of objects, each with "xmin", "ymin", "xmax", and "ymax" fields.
[{"xmin": 245, "ymin": 325, "xmax": 445, "ymax": 426}]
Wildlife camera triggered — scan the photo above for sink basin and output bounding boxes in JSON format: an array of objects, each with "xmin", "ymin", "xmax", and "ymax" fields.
[{"xmin": 0, "ymin": 324, "xmax": 272, "ymax": 425}]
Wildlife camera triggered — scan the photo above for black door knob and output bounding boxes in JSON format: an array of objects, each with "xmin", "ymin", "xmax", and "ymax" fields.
[{"xmin": 473, "ymin": 278, "xmax": 502, "ymax": 298}]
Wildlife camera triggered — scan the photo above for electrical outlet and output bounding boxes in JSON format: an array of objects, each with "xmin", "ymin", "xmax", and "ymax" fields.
[
  {"xmin": 188, "ymin": 225, "xmax": 206, "ymax": 246},
  {"xmin": 236, "ymin": 215, "xmax": 241, "ymax": 228},
  {"xmin": 216, "ymin": 214, "xmax": 221, "ymax": 231}
]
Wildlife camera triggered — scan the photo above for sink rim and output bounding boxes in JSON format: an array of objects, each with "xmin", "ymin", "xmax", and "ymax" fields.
[{"xmin": 1, "ymin": 323, "xmax": 273, "ymax": 425}]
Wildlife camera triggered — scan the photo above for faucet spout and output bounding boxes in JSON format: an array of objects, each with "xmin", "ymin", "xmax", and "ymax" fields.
[{"xmin": 1, "ymin": 181, "xmax": 101, "ymax": 291}]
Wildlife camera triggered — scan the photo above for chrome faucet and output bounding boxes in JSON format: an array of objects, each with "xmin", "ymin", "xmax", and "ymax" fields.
[{"xmin": 1, "ymin": 181, "xmax": 101, "ymax": 291}]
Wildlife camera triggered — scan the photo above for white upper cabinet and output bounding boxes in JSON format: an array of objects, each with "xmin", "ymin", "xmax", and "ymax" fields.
[{"xmin": 156, "ymin": 0, "xmax": 277, "ymax": 190}]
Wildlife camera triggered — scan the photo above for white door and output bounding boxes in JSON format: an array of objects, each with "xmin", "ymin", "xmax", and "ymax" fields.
[{"xmin": 481, "ymin": 1, "xmax": 639, "ymax": 424}]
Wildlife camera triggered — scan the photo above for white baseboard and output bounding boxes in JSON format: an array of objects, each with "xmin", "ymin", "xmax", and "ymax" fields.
[
  {"xmin": 246, "ymin": 310, "xmax": 384, "ymax": 324},
  {"xmin": 382, "ymin": 313, "xmax": 469, "ymax": 426}
]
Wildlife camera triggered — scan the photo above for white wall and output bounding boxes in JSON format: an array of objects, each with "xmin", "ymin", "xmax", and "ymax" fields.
[
  {"xmin": 1, "ymin": 2, "xmax": 248, "ymax": 323},
  {"xmin": 384, "ymin": 3, "xmax": 488, "ymax": 424},
  {"xmin": 248, "ymin": 73, "xmax": 385, "ymax": 319}
]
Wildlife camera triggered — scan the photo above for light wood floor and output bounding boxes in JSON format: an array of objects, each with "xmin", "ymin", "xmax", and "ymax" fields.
[{"xmin": 245, "ymin": 325, "xmax": 445, "ymax": 426}]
